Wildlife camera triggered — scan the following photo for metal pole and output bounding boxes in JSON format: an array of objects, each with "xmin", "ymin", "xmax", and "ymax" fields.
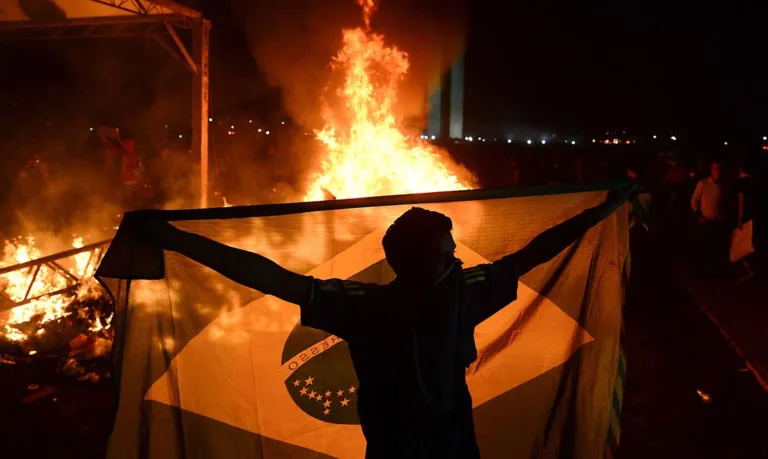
[{"xmin": 192, "ymin": 18, "xmax": 211, "ymax": 208}]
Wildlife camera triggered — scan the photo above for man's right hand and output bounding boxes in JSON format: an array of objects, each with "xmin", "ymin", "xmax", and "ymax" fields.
[
  {"xmin": 122, "ymin": 211, "xmax": 179, "ymax": 250},
  {"xmin": 138, "ymin": 220, "xmax": 179, "ymax": 248}
]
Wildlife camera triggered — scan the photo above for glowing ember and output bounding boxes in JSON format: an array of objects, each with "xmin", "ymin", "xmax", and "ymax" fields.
[
  {"xmin": 304, "ymin": 0, "xmax": 475, "ymax": 201},
  {"xmin": 0, "ymin": 236, "xmax": 109, "ymax": 343}
]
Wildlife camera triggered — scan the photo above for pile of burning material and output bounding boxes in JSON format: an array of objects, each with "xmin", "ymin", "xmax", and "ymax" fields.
[{"xmin": 0, "ymin": 236, "xmax": 114, "ymax": 381}]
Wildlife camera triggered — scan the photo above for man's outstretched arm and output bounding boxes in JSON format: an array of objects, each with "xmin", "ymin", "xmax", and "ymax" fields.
[
  {"xmin": 507, "ymin": 187, "xmax": 634, "ymax": 276},
  {"xmin": 140, "ymin": 220, "xmax": 312, "ymax": 305}
]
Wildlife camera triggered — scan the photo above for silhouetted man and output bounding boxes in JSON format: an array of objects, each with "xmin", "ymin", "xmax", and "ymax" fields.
[{"xmin": 136, "ymin": 187, "xmax": 634, "ymax": 458}]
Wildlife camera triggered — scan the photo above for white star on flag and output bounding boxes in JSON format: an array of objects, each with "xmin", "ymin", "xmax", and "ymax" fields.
[{"xmin": 145, "ymin": 228, "xmax": 593, "ymax": 459}]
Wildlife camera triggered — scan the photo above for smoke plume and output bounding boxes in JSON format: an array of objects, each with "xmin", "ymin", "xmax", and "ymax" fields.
[{"xmin": 234, "ymin": 0, "xmax": 466, "ymax": 132}]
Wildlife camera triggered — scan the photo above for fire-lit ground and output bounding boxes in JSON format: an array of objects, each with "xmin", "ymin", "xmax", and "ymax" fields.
[
  {"xmin": 0, "ymin": 228, "xmax": 766, "ymax": 459},
  {"xmin": 619, "ymin": 231, "xmax": 768, "ymax": 459}
]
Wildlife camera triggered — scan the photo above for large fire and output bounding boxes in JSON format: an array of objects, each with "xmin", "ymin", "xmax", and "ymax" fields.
[
  {"xmin": 0, "ymin": 236, "xmax": 110, "ymax": 344},
  {"xmin": 304, "ymin": 0, "xmax": 475, "ymax": 201}
]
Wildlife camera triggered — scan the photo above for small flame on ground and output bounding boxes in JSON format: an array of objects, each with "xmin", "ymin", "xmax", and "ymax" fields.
[{"xmin": 304, "ymin": 0, "xmax": 475, "ymax": 201}]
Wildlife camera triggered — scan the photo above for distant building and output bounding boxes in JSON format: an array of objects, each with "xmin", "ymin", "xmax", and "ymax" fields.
[{"xmin": 427, "ymin": 56, "xmax": 465, "ymax": 140}]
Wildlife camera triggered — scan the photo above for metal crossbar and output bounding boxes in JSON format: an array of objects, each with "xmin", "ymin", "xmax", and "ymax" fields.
[{"xmin": 0, "ymin": 240, "xmax": 112, "ymax": 312}]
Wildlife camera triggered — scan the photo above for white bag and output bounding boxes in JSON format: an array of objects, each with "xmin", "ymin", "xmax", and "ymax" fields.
[{"xmin": 730, "ymin": 220, "xmax": 756, "ymax": 263}]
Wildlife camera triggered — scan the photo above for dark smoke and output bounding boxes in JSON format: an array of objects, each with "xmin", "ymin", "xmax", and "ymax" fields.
[
  {"xmin": 233, "ymin": 0, "xmax": 467, "ymax": 131},
  {"xmin": 0, "ymin": 35, "xmax": 191, "ymax": 242}
]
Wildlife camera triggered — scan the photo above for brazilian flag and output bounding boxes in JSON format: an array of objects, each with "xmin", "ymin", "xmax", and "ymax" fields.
[{"xmin": 97, "ymin": 185, "xmax": 628, "ymax": 459}]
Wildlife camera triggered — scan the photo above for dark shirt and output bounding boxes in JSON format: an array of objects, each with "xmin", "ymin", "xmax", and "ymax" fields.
[
  {"xmin": 737, "ymin": 176, "xmax": 756, "ymax": 223},
  {"xmin": 300, "ymin": 255, "xmax": 520, "ymax": 458}
]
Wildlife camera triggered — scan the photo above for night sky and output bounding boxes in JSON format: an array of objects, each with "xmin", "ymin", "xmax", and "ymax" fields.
[
  {"xmin": 463, "ymin": 4, "xmax": 768, "ymax": 138},
  {"xmin": 2, "ymin": 1, "xmax": 768, "ymax": 140}
]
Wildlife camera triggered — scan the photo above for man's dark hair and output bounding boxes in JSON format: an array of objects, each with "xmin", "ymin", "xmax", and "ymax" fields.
[{"xmin": 382, "ymin": 207, "xmax": 453, "ymax": 273}]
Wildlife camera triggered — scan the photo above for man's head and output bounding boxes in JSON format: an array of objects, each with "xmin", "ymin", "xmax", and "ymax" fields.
[
  {"xmin": 382, "ymin": 207, "xmax": 457, "ymax": 284},
  {"xmin": 710, "ymin": 160, "xmax": 722, "ymax": 181}
]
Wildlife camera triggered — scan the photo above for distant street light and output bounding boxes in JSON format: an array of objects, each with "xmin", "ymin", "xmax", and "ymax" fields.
[
  {"xmin": 541, "ymin": 140, "xmax": 546, "ymax": 145},
  {"xmin": 671, "ymin": 136, "xmax": 677, "ymax": 141},
  {"xmin": 571, "ymin": 141, "xmax": 576, "ymax": 145}
]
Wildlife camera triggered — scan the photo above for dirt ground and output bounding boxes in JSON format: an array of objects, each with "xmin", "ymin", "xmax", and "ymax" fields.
[{"xmin": 618, "ymin": 230, "xmax": 768, "ymax": 459}]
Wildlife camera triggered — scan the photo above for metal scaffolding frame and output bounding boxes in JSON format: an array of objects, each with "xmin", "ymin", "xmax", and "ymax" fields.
[
  {"xmin": 0, "ymin": 0, "xmax": 210, "ymax": 207},
  {"xmin": 0, "ymin": 240, "xmax": 111, "ymax": 313}
]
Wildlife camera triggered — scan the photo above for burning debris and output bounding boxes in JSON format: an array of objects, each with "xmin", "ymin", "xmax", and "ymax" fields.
[
  {"xmin": 304, "ymin": 0, "xmax": 476, "ymax": 201},
  {"xmin": 0, "ymin": 236, "xmax": 114, "ymax": 374}
]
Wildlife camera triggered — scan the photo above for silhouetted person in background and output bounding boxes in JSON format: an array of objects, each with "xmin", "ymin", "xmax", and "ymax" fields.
[
  {"xmin": 691, "ymin": 160, "xmax": 725, "ymax": 273},
  {"xmin": 662, "ymin": 155, "xmax": 689, "ymax": 217},
  {"xmin": 134, "ymin": 186, "xmax": 635, "ymax": 459},
  {"xmin": 735, "ymin": 163, "xmax": 757, "ymax": 281}
]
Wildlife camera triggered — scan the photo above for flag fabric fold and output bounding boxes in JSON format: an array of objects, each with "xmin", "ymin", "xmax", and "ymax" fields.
[{"xmin": 97, "ymin": 185, "xmax": 629, "ymax": 459}]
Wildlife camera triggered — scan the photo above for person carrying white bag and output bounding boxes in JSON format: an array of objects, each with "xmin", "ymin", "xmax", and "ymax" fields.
[{"xmin": 730, "ymin": 165, "xmax": 757, "ymax": 281}]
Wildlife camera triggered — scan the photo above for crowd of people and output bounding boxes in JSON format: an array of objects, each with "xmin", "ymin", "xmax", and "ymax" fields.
[
  {"xmin": 655, "ymin": 152, "xmax": 762, "ymax": 281},
  {"xmin": 463, "ymin": 143, "xmax": 765, "ymax": 282}
]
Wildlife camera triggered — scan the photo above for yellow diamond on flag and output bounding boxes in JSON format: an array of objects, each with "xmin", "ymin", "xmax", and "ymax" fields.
[{"xmin": 145, "ymin": 229, "xmax": 593, "ymax": 458}]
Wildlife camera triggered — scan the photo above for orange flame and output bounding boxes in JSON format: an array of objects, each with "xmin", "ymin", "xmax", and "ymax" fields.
[
  {"xmin": 304, "ymin": 1, "xmax": 475, "ymax": 202},
  {"xmin": 0, "ymin": 236, "xmax": 109, "ymax": 343},
  {"xmin": 358, "ymin": 0, "xmax": 377, "ymax": 30}
]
